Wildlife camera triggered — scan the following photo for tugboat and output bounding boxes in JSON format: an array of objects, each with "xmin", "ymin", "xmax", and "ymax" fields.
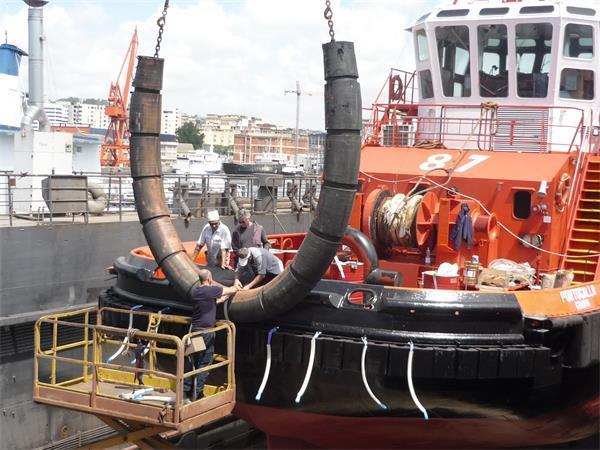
[{"xmin": 103, "ymin": 0, "xmax": 599, "ymax": 448}]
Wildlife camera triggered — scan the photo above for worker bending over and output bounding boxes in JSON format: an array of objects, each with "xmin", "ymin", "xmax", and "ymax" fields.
[{"xmin": 234, "ymin": 247, "xmax": 283, "ymax": 290}]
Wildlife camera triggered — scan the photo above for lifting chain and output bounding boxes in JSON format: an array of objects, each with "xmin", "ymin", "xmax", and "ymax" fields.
[
  {"xmin": 154, "ymin": 0, "xmax": 170, "ymax": 58},
  {"xmin": 323, "ymin": 0, "xmax": 335, "ymax": 42}
]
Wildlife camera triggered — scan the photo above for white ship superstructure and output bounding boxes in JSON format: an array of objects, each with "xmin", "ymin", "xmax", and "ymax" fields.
[{"xmin": 1, "ymin": 1, "xmax": 102, "ymax": 214}]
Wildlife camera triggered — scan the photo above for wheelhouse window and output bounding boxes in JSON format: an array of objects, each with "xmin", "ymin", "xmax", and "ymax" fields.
[
  {"xmin": 563, "ymin": 23, "xmax": 593, "ymax": 59},
  {"xmin": 436, "ymin": 25, "xmax": 471, "ymax": 97},
  {"xmin": 416, "ymin": 29, "xmax": 430, "ymax": 61},
  {"xmin": 478, "ymin": 24, "xmax": 508, "ymax": 97},
  {"xmin": 515, "ymin": 23, "xmax": 553, "ymax": 98},
  {"xmin": 566, "ymin": 7, "xmax": 596, "ymax": 17},
  {"xmin": 437, "ymin": 9, "xmax": 469, "ymax": 18},
  {"xmin": 480, "ymin": 7, "xmax": 509, "ymax": 16},
  {"xmin": 420, "ymin": 70, "xmax": 434, "ymax": 99},
  {"xmin": 560, "ymin": 68, "xmax": 594, "ymax": 100}
]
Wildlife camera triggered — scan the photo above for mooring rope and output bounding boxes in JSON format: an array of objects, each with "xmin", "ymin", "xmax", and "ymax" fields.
[
  {"xmin": 295, "ymin": 331, "xmax": 321, "ymax": 404},
  {"xmin": 107, "ymin": 305, "xmax": 142, "ymax": 363},
  {"xmin": 360, "ymin": 336, "xmax": 387, "ymax": 409},
  {"xmin": 407, "ymin": 341, "xmax": 429, "ymax": 420},
  {"xmin": 255, "ymin": 326, "xmax": 279, "ymax": 401}
]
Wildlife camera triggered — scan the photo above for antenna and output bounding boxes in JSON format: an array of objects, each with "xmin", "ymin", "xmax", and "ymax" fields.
[{"xmin": 285, "ymin": 81, "xmax": 313, "ymax": 165}]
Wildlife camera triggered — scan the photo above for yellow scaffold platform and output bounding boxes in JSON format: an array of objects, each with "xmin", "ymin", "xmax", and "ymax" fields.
[{"xmin": 33, "ymin": 306, "xmax": 236, "ymax": 449}]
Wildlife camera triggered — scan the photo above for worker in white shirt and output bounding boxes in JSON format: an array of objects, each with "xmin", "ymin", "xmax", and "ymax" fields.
[{"xmin": 192, "ymin": 210, "xmax": 232, "ymax": 269}]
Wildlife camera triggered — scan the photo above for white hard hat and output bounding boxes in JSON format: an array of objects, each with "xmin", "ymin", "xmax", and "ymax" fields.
[{"xmin": 207, "ymin": 210, "xmax": 220, "ymax": 222}]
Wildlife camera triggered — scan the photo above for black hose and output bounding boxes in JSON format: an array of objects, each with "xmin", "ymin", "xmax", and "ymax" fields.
[{"xmin": 129, "ymin": 41, "xmax": 362, "ymax": 322}]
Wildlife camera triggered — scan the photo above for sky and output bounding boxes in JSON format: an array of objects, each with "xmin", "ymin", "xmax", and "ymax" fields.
[{"xmin": 1, "ymin": 0, "xmax": 442, "ymax": 130}]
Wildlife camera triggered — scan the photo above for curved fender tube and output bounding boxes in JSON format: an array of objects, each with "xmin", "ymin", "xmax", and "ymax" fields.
[
  {"xmin": 129, "ymin": 41, "xmax": 361, "ymax": 322},
  {"xmin": 342, "ymin": 226, "xmax": 378, "ymax": 275}
]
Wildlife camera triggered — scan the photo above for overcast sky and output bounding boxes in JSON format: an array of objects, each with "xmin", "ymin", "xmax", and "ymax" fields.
[{"xmin": 2, "ymin": 0, "xmax": 442, "ymax": 130}]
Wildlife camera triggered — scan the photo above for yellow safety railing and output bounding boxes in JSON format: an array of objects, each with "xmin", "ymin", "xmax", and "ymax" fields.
[{"xmin": 33, "ymin": 306, "xmax": 236, "ymax": 429}]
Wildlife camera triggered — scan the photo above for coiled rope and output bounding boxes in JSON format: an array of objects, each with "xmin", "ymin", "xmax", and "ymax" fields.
[{"xmin": 378, "ymin": 193, "xmax": 423, "ymax": 248}]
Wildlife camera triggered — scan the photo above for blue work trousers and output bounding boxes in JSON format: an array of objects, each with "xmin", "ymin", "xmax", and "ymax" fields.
[{"xmin": 184, "ymin": 331, "xmax": 215, "ymax": 400}]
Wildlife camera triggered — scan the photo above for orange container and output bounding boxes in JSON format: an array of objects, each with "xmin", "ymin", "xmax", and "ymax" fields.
[{"xmin": 422, "ymin": 270, "xmax": 460, "ymax": 290}]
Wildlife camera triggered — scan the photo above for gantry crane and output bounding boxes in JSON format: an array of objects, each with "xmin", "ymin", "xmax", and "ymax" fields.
[{"xmin": 100, "ymin": 29, "xmax": 138, "ymax": 168}]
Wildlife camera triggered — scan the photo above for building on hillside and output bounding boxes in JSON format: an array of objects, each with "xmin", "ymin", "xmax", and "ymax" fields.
[
  {"xmin": 181, "ymin": 113, "xmax": 199, "ymax": 127},
  {"xmin": 232, "ymin": 128, "xmax": 309, "ymax": 164},
  {"xmin": 199, "ymin": 114, "xmax": 263, "ymax": 152},
  {"xmin": 160, "ymin": 134, "xmax": 178, "ymax": 172},
  {"xmin": 162, "ymin": 108, "xmax": 182, "ymax": 135},
  {"xmin": 68, "ymin": 102, "xmax": 111, "ymax": 129},
  {"xmin": 44, "ymin": 101, "xmax": 69, "ymax": 126}
]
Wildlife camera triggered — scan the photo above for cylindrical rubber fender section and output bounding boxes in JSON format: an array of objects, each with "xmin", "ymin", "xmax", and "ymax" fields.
[
  {"xmin": 129, "ymin": 41, "xmax": 361, "ymax": 322},
  {"xmin": 129, "ymin": 57, "xmax": 202, "ymax": 300}
]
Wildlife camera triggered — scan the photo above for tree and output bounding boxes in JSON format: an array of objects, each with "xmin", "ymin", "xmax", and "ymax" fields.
[
  {"xmin": 212, "ymin": 145, "xmax": 233, "ymax": 156},
  {"xmin": 176, "ymin": 122, "xmax": 204, "ymax": 149}
]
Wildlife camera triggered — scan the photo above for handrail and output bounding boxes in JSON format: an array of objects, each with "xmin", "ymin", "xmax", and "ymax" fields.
[
  {"xmin": 365, "ymin": 102, "xmax": 587, "ymax": 154},
  {"xmin": 0, "ymin": 171, "xmax": 321, "ymax": 226}
]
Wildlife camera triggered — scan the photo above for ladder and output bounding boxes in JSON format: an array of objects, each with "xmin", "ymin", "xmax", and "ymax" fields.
[{"xmin": 563, "ymin": 156, "xmax": 600, "ymax": 283}]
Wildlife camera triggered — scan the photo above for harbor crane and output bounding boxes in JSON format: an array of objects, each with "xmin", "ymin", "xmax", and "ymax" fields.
[
  {"xmin": 100, "ymin": 29, "xmax": 138, "ymax": 168},
  {"xmin": 285, "ymin": 80, "xmax": 312, "ymax": 165}
]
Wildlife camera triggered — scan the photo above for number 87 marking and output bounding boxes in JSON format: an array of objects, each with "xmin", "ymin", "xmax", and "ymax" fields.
[{"xmin": 418, "ymin": 154, "xmax": 490, "ymax": 173}]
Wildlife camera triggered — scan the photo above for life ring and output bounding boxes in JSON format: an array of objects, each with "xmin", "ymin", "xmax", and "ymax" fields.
[
  {"xmin": 389, "ymin": 74, "xmax": 403, "ymax": 102},
  {"xmin": 555, "ymin": 173, "xmax": 571, "ymax": 209}
]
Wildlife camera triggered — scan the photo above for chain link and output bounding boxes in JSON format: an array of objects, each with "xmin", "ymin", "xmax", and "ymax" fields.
[
  {"xmin": 323, "ymin": 0, "xmax": 335, "ymax": 42},
  {"xmin": 154, "ymin": 0, "xmax": 170, "ymax": 58}
]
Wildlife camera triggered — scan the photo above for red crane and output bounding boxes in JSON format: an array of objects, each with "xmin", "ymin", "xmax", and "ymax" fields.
[{"xmin": 101, "ymin": 29, "xmax": 139, "ymax": 168}]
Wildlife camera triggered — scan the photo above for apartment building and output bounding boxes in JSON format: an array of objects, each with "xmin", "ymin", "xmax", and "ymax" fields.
[
  {"xmin": 232, "ymin": 126, "xmax": 309, "ymax": 164},
  {"xmin": 161, "ymin": 107, "xmax": 182, "ymax": 135},
  {"xmin": 199, "ymin": 114, "xmax": 262, "ymax": 151},
  {"xmin": 43, "ymin": 101, "xmax": 70, "ymax": 126}
]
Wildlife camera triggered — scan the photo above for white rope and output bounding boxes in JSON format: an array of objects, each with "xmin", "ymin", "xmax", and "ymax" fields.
[
  {"xmin": 135, "ymin": 395, "xmax": 175, "ymax": 403},
  {"xmin": 107, "ymin": 306, "xmax": 141, "ymax": 363},
  {"xmin": 360, "ymin": 337, "xmax": 387, "ymax": 409},
  {"xmin": 333, "ymin": 256, "xmax": 346, "ymax": 279},
  {"xmin": 407, "ymin": 341, "xmax": 429, "ymax": 420},
  {"xmin": 422, "ymin": 176, "xmax": 600, "ymax": 259},
  {"xmin": 379, "ymin": 193, "xmax": 423, "ymax": 247},
  {"xmin": 255, "ymin": 326, "xmax": 279, "ymax": 401},
  {"xmin": 118, "ymin": 387, "xmax": 154, "ymax": 400},
  {"xmin": 295, "ymin": 331, "xmax": 321, "ymax": 404}
]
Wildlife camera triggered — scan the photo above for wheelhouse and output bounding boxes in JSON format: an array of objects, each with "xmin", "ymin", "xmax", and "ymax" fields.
[{"xmin": 407, "ymin": 0, "xmax": 599, "ymax": 153}]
